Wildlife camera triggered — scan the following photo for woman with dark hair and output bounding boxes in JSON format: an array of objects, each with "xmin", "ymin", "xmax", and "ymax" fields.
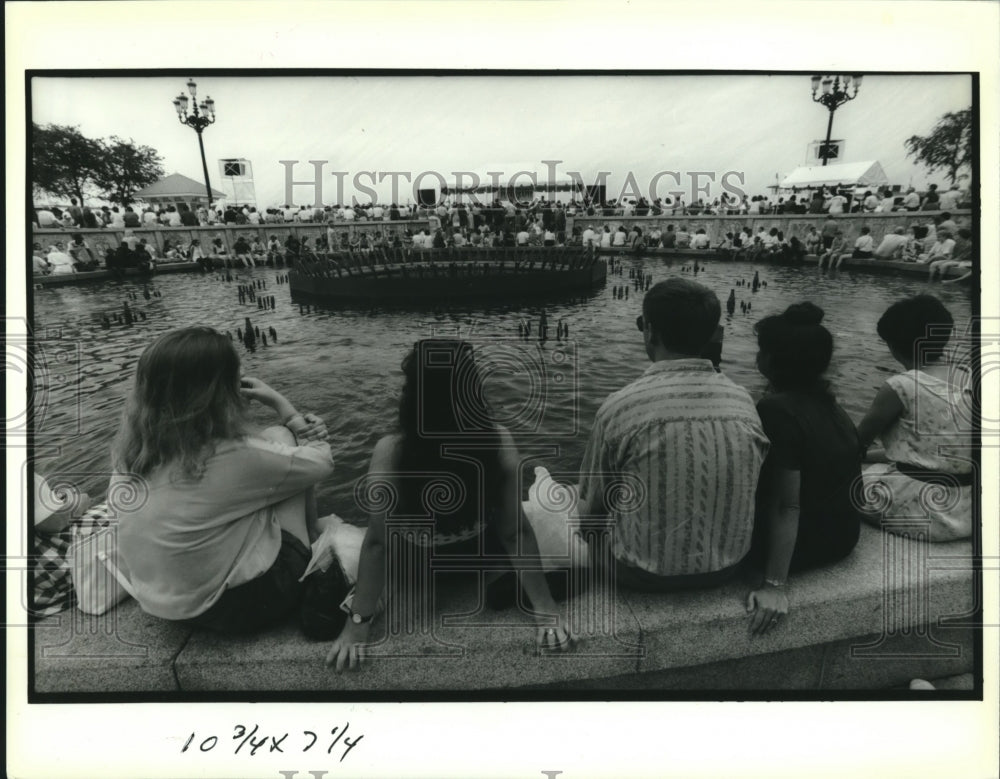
[
  {"xmin": 630, "ymin": 226, "xmax": 646, "ymax": 252},
  {"xmin": 326, "ymin": 339, "xmax": 573, "ymax": 671},
  {"xmin": 113, "ymin": 327, "xmax": 344, "ymax": 637},
  {"xmin": 746, "ymin": 303, "xmax": 862, "ymax": 635},
  {"xmin": 857, "ymin": 295, "xmax": 972, "ymax": 541}
]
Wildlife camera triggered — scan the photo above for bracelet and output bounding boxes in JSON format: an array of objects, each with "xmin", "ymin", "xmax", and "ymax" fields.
[{"xmin": 763, "ymin": 578, "xmax": 787, "ymax": 588}]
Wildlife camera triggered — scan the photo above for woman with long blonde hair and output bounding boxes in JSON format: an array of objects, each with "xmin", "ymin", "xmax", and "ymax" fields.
[{"xmin": 112, "ymin": 326, "xmax": 346, "ymax": 637}]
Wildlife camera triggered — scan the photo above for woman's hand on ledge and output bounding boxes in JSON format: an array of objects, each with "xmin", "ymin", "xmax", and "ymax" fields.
[
  {"xmin": 535, "ymin": 615, "xmax": 576, "ymax": 653},
  {"xmin": 325, "ymin": 621, "xmax": 372, "ymax": 672},
  {"xmin": 746, "ymin": 587, "xmax": 788, "ymax": 637}
]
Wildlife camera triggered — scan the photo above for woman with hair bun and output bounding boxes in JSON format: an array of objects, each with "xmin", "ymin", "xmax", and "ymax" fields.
[
  {"xmin": 746, "ymin": 302, "xmax": 863, "ymax": 636},
  {"xmin": 857, "ymin": 295, "xmax": 973, "ymax": 541}
]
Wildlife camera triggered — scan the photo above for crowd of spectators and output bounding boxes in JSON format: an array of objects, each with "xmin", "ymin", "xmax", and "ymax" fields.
[
  {"xmin": 31, "ymin": 185, "xmax": 975, "ymax": 280},
  {"xmin": 32, "ymin": 182, "xmax": 969, "ymax": 235},
  {"xmin": 31, "ymin": 206, "xmax": 975, "ymax": 279},
  {"xmin": 814, "ymin": 211, "xmax": 974, "ymax": 281}
]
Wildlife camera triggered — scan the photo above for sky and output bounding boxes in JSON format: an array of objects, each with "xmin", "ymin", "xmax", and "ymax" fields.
[{"xmin": 31, "ymin": 73, "xmax": 972, "ymax": 208}]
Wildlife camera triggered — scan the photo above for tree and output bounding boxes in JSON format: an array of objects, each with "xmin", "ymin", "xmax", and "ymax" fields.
[
  {"xmin": 904, "ymin": 108, "xmax": 973, "ymax": 186},
  {"xmin": 31, "ymin": 123, "xmax": 104, "ymax": 205},
  {"xmin": 92, "ymin": 136, "xmax": 165, "ymax": 207}
]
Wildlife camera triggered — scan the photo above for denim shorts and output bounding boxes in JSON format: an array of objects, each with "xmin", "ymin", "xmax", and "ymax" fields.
[{"xmin": 185, "ymin": 530, "xmax": 311, "ymax": 635}]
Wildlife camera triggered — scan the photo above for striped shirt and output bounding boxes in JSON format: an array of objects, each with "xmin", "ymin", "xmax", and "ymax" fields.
[{"xmin": 579, "ymin": 359, "xmax": 769, "ymax": 577}]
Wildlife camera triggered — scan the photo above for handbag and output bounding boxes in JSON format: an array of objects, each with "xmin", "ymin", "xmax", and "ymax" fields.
[{"xmin": 68, "ymin": 504, "xmax": 136, "ymax": 616}]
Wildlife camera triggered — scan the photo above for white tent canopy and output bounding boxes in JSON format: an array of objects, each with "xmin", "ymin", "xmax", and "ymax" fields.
[{"xmin": 780, "ymin": 160, "xmax": 889, "ymax": 190}]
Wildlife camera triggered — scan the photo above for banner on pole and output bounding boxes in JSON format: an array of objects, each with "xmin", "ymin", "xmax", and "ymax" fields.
[
  {"xmin": 807, "ymin": 140, "xmax": 845, "ymax": 163},
  {"xmin": 218, "ymin": 158, "xmax": 256, "ymax": 205}
]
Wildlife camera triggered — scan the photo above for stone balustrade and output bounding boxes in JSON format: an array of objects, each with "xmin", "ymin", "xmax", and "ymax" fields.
[
  {"xmin": 31, "ymin": 220, "xmax": 433, "ymax": 257},
  {"xmin": 571, "ymin": 210, "xmax": 973, "ymax": 247},
  {"xmin": 32, "ymin": 210, "xmax": 973, "ymax": 259}
]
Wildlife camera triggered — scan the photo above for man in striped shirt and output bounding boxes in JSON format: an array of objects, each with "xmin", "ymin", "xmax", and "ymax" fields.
[{"xmin": 577, "ymin": 278, "xmax": 769, "ymax": 591}]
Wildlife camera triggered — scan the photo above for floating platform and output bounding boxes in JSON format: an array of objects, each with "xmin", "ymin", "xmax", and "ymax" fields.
[
  {"xmin": 288, "ymin": 246, "xmax": 607, "ymax": 301},
  {"xmin": 33, "ymin": 261, "xmax": 203, "ymax": 288}
]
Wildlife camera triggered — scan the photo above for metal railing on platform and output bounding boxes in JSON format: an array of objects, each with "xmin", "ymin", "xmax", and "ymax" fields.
[{"xmin": 291, "ymin": 246, "xmax": 599, "ymax": 281}]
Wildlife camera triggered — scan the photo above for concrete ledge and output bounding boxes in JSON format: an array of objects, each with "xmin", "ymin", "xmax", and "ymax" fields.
[
  {"xmin": 532, "ymin": 631, "xmax": 976, "ymax": 691},
  {"xmin": 33, "ymin": 601, "xmax": 192, "ymax": 693},
  {"xmin": 33, "ymin": 526, "xmax": 975, "ymax": 694},
  {"xmin": 623, "ymin": 525, "xmax": 973, "ymax": 676},
  {"xmin": 595, "ymin": 247, "xmax": 971, "ymax": 280}
]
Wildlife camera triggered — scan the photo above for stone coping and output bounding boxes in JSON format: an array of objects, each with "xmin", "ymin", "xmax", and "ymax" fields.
[
  {"xmin": 596, "ymin": 247, "xmax": 971, "ymax": 279},
  {"xmin": 32, "ymin": 525, "xmax": 974, "ymax": 694}
]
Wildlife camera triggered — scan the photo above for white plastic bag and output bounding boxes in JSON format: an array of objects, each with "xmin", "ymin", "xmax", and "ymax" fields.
[
  {"xmin": 521, "ymin": 466, "xmax": 590, "ymax": 570},
  {"xmin": 300, "ymin": 513, "xmax": 366, "ymax": 583},
  {"xmin": 69, "ymin": 505, "xmax": 135, "ymax": 615}
]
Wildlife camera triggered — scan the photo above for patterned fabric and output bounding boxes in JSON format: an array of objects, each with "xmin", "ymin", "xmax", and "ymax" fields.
[
  {"xmin": 863, "ymin": 369, "xmax": 974, "ymax": 541},
  {"xmin": 33, "ymin": 529, "xmax": 76, "ymax": 616},
  {"xmin": 579, "ymin": 359, "xmax": 769, "ymax": 577}
]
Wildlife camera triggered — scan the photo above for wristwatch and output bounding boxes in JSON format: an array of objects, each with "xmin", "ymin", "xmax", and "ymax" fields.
[{"xmin": 349, "ymin": 609, "xmax": 374, "ymax": 625}]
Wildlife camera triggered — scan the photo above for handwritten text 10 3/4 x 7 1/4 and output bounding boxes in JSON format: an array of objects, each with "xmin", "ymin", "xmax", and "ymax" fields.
[{"xmin": 181, "ymin": 722, "xmax": 363, "ymax": 763}]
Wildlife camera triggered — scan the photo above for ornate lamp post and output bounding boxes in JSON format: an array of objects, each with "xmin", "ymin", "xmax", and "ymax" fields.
[
  {"xmin": 810, "ymin": 74, "xmax": 863, "ymax": 166},
  {"xmin": 172, "ymin": 79, "xmax": 217, "ymax": 206}
]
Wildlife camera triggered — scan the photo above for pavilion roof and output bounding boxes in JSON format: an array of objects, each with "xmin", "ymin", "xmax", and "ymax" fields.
[{"xmin": 134, "ymin": 172, "xmax": 225, "ymax": 199}]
